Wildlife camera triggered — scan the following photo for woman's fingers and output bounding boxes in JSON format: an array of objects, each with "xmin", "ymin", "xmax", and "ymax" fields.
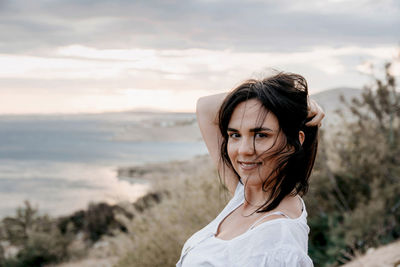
[
  {"xmin": 307, "ymin": 112, "xmax": 324, "ymax": 127},
  {"xmin": 306, "ymin": 99, "xmax": 325, "ymax": 127}
]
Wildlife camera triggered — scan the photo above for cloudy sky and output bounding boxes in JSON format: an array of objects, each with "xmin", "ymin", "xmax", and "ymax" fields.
[{"xmin": 0, "ymin": 0, "xmax": 399, "ymax": 114}]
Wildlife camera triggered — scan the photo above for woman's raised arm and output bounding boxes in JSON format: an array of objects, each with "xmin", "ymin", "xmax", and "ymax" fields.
[{"xmin": 196, "ymin": 93, "xmax": 239, "ymax": 195}]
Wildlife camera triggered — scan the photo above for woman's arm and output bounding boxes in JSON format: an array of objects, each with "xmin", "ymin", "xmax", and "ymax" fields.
[{"xmin": 196, "ymin": 93, "xmax": 239, "ymax": 195}]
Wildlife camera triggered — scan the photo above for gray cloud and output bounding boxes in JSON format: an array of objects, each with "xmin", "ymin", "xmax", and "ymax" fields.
[{"xmin": 0, "ymin": 0, "xmax": 398, "ymax": 54}]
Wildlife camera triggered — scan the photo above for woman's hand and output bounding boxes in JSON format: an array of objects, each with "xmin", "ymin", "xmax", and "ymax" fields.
[{"xmin": 306, "ymin": 98, "xmax": 325, "ymax": 127}]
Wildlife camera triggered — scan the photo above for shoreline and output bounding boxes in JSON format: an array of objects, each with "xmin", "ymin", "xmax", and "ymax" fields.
[
  {"xmin": 1, "ymin": 155, "xmax": 214, "ymax": 265},
  {"xmin": 0, "ymin": 149, "xmax": 208, "ymax": 221},
  {"xmin": 0, "ymin": 110, "xmax": 204, "ymax": 220},
  {"xmin": 48, "ymin": 154, "xmax": 218, "ymax": 267}
]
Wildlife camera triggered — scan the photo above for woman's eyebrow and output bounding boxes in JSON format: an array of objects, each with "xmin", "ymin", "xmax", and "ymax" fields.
[
  {"xmin": 250, "ymin": 127, "xmax": 273, "ymax": 132},
  {"xmin": 227, "ymin": 127, "xmax": 273, "ymax": 132}
]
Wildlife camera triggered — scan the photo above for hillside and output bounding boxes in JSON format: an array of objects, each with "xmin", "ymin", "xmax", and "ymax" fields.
[{"xmin": 311, "ymin": 87, "xmax": 362, "ymax": 127}]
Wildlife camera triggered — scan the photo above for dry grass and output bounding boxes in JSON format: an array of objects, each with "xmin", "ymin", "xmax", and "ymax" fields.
[{"xmin": 112, "ymin": 155, "xmax": 229, "ymax": 267}]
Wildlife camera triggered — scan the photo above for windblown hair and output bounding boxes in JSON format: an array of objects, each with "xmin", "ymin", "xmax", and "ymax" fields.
[{"xmin": 218, "ymin": 72, "xmax": 318, "ymax": 213}]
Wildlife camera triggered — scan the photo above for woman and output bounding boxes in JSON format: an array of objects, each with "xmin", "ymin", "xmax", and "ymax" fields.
[{"xmin": 176, "ymin": 72, "xmax": 324, "ymax": 266}]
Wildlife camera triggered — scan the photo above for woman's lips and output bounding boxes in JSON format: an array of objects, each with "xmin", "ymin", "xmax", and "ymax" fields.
[{"xmin": 238, "ymin": 161, "xmax": 262, "ymax": 171}]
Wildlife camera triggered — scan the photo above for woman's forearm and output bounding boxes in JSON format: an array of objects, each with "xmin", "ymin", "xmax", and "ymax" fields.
[
  {"xmin": 196, "ymin": 93, "xmax": 228, "ymax": 125},
  {"xmin": 196, "ymin": 92, "xmax": 239, "ymax": 194}
]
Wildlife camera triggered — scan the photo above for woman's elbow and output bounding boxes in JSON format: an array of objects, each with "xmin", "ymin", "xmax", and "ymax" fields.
[{"xmin": 196, "ymin": 96, "xmax": 208, "ymax": 117}]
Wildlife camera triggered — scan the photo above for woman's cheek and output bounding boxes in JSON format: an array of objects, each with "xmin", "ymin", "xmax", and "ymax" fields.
[
  {"xmin": 227, "ymin": 141, "xmax": 238, "ymax": 162},
  {"xmin": 254, "ymin": 140, "xmax": 273, "ymax": 155}
]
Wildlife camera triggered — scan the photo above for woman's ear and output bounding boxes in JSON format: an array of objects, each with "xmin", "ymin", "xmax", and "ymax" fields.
[{"xmin": 299, "ymin": 131, "xmax": 305, "ymax": 145}]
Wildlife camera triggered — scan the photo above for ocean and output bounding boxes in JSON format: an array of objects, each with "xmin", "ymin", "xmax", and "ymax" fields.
[{"xmin": 0, "ymin": 112, "xmax": 207, "ymax": 218}]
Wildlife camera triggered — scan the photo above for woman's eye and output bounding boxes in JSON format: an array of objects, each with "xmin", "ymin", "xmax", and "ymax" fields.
[
  {"xmin": 255, "ymin": 133, "xmax": 268, "ymax": 138},
  {"xmin": 228, "ymin": 133, "xmax": 240, "ymax": 138}
]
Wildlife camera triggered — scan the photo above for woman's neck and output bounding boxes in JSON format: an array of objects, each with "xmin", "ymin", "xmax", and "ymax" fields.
[{"xmin": 242, "ymin": 184, "xmax": 272, "ymax": 214}]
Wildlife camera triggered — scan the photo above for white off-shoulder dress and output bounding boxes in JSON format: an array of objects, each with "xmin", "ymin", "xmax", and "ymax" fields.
[{"xmin": 176, "ymin": 182, "xmax": 314, "ymax": 267}]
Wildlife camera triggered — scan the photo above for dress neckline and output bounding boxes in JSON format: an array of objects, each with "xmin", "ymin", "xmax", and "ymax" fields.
[{"xmin": 212, "ymin": 194, "xmax": 306, "ymax": 242}]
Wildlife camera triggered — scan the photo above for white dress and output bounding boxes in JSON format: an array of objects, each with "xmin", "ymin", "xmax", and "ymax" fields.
[{"xmin": 176, "ymin": 182, "xmax": 314, "ymax": 267}]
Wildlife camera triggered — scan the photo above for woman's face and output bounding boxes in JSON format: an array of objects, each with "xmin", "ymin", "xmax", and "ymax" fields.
[{"xmin": 227, "ymin": 99, "xmax": 284, "ymax": 187}]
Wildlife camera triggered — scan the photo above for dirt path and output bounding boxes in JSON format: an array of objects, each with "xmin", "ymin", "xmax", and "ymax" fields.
[{"xmin": 342, "ymin": 240, "xmax": 400, "ymax": 267}]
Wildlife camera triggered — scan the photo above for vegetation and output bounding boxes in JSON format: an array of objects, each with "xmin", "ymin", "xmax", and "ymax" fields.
[
  {"xmin": 0, "ymin": 199, "xmax": 145, "ymax": 266},
  {"xmin": 306, "ymin": 61, "xmax": 400, "ymax": 266},
  {"xmin": 114, "ymin": 156, "xmax": 229, "ymax": 267},
  {"xmin": 0, "ymin": 201, "xmax": 72, "ymax": 267}
]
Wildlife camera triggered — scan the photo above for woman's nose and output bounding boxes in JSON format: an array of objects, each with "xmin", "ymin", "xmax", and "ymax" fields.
[{"xmin": 238, "ymin": 138, "xmax": 255, "ymax": 155}]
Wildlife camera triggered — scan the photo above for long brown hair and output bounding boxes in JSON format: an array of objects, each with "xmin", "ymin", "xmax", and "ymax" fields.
[{"xmin": 218, "ymin": 72, "xmax": 318, "ymax": 212}]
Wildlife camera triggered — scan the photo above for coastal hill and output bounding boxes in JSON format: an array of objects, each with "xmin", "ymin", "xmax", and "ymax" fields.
[
  {"xmin": 312, "ymin": 87, "xmax": 362, "ymax": 114},
  {"xmin": 311, "ymin": 87, "xmax": 362, "ymax": 126}
]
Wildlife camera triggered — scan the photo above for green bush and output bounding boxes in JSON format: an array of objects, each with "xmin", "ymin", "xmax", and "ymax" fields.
[
  {"xmin": 306, "ymin": 61, "xmax": 400, "ymax": 266},
  {"xmin": 0, "ymin": 201, "xmax": 73, "ymax": 267},
  {"xmin": 58, "ymin": 202, "xmax": 130, "ymax": 243}
]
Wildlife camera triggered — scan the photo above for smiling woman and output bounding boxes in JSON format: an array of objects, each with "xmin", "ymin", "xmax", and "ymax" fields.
[
  {"xmin": 176, "ymin": 72, "xmax": 324, "ymax": 267},
  {"xmin": 225, "ymin": 99, "xmax": 291, "ymax": 193}
]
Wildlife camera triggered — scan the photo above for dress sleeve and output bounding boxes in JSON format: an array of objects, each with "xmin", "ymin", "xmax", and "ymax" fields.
[{"xmin": 247, "ymin": 246, "xmax": 314, "ymax": 267}]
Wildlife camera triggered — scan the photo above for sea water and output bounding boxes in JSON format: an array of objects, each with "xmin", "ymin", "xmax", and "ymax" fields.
[{"xmin": 0, "ymin": 112, "xmax": 207, "ymax": 218}]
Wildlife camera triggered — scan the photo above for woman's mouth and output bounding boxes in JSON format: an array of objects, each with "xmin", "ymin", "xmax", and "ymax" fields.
[{"xmin": 238, "ymin": 161, "xmax": 262, "ymax": 171}]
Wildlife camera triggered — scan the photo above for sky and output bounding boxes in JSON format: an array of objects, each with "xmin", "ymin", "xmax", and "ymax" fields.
[{"xmin": 0, "ymin": 0, "xmax": 399, "ymax": 114}]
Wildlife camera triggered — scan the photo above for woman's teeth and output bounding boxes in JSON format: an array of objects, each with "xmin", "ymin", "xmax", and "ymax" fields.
[{"xmin": 239, "ymin": 162, "xmax": 260, "ymax": 170}]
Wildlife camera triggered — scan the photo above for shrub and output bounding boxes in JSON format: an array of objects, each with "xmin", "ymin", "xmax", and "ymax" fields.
[
  {"xmin": 306, "ymin": 61, "xmax": 400, "ymax": 266},
  {"xmin": 0, "ymin": 201, "xmax": 73, "ymax": 267}
]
